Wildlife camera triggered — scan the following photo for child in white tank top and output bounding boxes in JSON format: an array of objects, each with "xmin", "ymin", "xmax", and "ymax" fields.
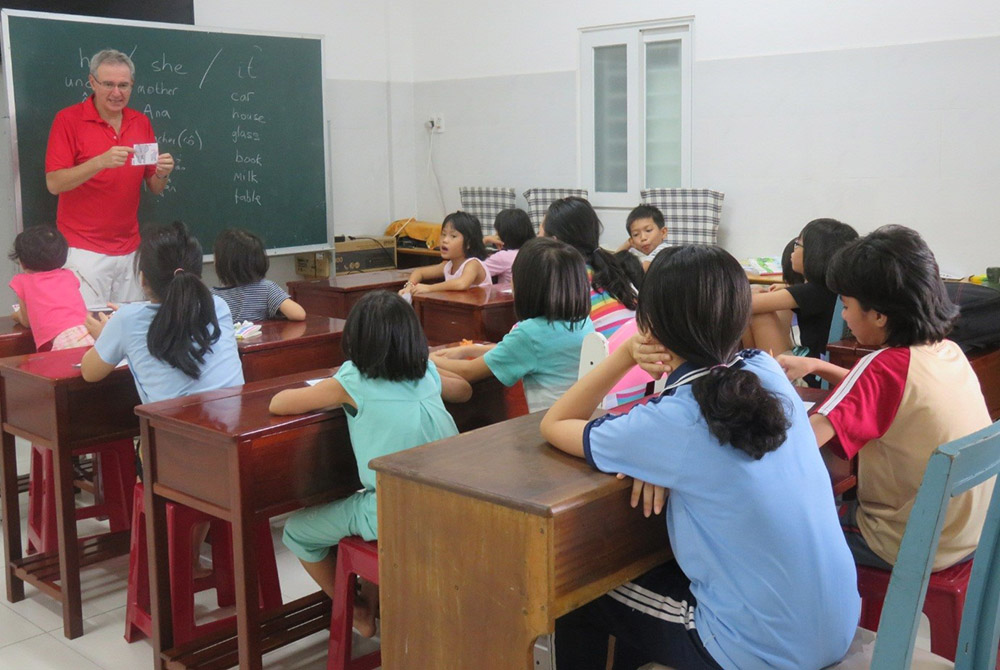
[{"xmin": 399, "ymin": 211, "xmax": 491, "ymax": 296}]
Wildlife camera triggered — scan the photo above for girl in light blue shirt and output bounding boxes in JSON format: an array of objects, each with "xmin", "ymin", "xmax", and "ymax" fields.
[{"xmin": 431, "ymin": 237, "xmax": 594, "ymax": 413}]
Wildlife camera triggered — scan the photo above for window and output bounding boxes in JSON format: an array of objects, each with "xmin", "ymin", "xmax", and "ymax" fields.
[{"xmin": 580, "ymin": 19, "xmax": 692, "ymax": 207}]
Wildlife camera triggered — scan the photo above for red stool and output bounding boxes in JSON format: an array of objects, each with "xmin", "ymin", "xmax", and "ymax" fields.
[
  {"xmin": 124, "ymin": 483, "xmax": 283, "ymax": 644},
  {"xmin": 328, "ymin": 537, "xmax": 380, "ymax": 670},
  {"xmin": 27, "ymin": 439, "xmax": 135, "ymax": 555},
  {"xmin": 857, "ymin": 559, "xmax": 973, "ymax": 660}
]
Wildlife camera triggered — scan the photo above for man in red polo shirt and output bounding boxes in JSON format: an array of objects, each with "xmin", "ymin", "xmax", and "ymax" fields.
[{"xmin": 45, "ymin": 49, "xmax": 175, "ymax": 305}]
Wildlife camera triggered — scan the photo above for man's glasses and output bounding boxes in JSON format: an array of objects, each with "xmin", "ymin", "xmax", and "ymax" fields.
[{"xmin": 93, "ymin": 80, "xmax": 133, "ymax": 92}]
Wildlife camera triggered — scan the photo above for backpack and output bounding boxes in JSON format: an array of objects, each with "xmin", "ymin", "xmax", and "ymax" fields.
[{"xmin": 945, "ymin": 282, "xmax": 1000, "ymax": 352}]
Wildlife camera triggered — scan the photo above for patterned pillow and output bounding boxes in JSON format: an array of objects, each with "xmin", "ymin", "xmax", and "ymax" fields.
[
  {"xmin": 640, "ymin": 189, "xmax": 724, "ymax": 246},
  {"xmin": 458, "ymin": 187, "xmax": 516, "ymax": 236},
  {"xmin": 522, "ymin": 188, "xmax": 589, "ymax": 231}
]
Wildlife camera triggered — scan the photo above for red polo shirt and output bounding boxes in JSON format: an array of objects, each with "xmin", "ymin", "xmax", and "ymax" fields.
[{"xmin": 45, "ymin": 97, "xmax": 156, "ymax": 255}]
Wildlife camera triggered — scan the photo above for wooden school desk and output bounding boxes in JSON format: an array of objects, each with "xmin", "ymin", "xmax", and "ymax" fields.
[
  {"xmin": 0, "ymin": 321, "xmax": 35, "ymax": 358},
  {"xmin": 371, "ymin": 387, "xmax": 854, "ymax": 669},
  {"xmin": 136, "ymin": 368, "xmax": 512, "ymax": 670},
  {"xmin": 0, "ymin": 347, "xmax": 140, "ymax": 639},
  {"xmin": 826, "ymin": 338, "xmax": 1000, "ymax": 421},
  {"xmin": 413, "ymin": 285, "xmax": 517, "ymax": 345},
  {"xmin": 287, "ymin": 270, "xmax": 411, "ymax": 319},
  {"xmin": 236, "ymin": 315, "xmax": 346, "ymax": 382}
]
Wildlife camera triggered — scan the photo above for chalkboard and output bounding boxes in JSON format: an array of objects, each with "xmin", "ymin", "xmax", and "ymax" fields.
[{"xmin": 1, "ymin": 10, "xmax": 328, "ymax": 253}]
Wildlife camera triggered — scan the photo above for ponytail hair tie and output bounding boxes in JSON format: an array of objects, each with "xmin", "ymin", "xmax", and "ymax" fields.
[{"xmin": 173, "ymin": 267, "xmax": 185, "ymax": 277}]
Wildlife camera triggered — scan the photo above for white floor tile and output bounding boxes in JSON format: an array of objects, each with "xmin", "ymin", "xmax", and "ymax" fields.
[
  {"xmin": 0, "ymin": 603, "xmax": 46, "ymax": 649},
  {"xmin": 0, "ymin": 632, "xmax": 104, "ymax": 670},
  {"xmin": 51, "ymin": 606, "xmax": 154, "ymax": 670}
]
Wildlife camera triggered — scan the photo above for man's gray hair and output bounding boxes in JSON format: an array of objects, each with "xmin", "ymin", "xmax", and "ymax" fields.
[{"xmin": 89, "ymin": 49, "xmax": 135, "ymax": 79}]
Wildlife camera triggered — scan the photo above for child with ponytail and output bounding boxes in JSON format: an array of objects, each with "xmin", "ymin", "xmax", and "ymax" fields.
[{"xmin": 541, "ymin": 245, "xmax": 859, "ymax": 670}]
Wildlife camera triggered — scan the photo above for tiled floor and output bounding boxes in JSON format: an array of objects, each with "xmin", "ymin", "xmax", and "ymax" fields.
[{"xmin": 0, "ymin": 438, "xmax": 379, "ymax": 669}]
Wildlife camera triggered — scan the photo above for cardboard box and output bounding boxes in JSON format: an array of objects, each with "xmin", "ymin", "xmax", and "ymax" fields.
[
  {"xmin": 294, "ymin": 251, "xmax": 332, "ymax": 278},
  {"xmin": 335, "ymin": 236, "xmax": 397, "ymax": 275}
]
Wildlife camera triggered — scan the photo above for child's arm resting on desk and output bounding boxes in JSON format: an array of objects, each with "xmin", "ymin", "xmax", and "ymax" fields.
[
  {"xmin": 776, "ymin": 353, "xmax": 848, "ymax": 386},
  {"xmin": 399, "ymin": 263, "xmax": 446, "ymax": 295},
  {"xmin": 410, "ymin": 260, "xmax": 485, "ymax": 295},
  {"xmin": 751, "ymin": 287, "xmax": 797, "ymax": 314},
  {"xmin": 429, "ymin": 348, "xmax": 493, "ymax": 383},
  {"xmin": 269, "ymin": 377, "xmax": 355, "ymax": 415},
  {"xmin": 81, "ymin": 347, "xmax": 117, "ymax": 382},
  {"xmin": 541, "ymin": 338, "xmax": 641, "ymax": 458},
  {"xmin": 438, "ymin": 368, "xmax": 473, "ymax": 403},
  {"xmin": 10, "ymin": 299, "xmax": 28, "ymax": 328},
  {"xmin": 279, "ymin": 297, "xmax": 307, "ymax": 321}
]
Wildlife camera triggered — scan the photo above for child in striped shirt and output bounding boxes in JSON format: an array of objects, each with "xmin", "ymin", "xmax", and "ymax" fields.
[{"xmin": 211, "ymin": 228, "xmax": 305, "ymax": 322}]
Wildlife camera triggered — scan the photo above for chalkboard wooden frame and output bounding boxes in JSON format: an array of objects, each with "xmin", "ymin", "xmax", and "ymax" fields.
[{"xmin": 1, "ymin": 9, "xmax": 331, "ymax": 255}]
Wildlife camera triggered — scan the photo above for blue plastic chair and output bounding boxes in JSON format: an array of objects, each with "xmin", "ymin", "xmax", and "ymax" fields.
[
  {"xmin": 819, "ymin": 296, "xmax": 847, "ymax": 390},
  {"xmin": 831, "ymin": 420, "xmax": 1000, "ymax": 669}
]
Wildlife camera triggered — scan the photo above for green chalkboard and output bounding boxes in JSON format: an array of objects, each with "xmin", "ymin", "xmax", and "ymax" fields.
[{"xmin": 2, "ymin": 10, "xmax": 328, "ymax": 252}]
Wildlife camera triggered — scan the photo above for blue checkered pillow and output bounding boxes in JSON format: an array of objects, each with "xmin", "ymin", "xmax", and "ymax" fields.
[
  {"xmin": 640, "ymin": 189, "xmax": 724, "ymax": 246},
  {"xmin": 458, "ymin": 187, "xmax": 516, "ymax": 236},
  {"xmin": 522, "ymin": 188, "xmax": 589, "ymax": 230}
]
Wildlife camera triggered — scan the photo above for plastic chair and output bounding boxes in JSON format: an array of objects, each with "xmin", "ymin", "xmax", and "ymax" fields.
[
  {"xmin": 27, "ymin": 439, "xmax": 135, "ymax": 555},
  {"xmin": 819, "ymin": 296, "xmax": 848, "ymax": 390},
  {"xmin": 124, "ymin": 483, "xmax": 282, "ymax": 644},
  {"xmin": 578, "ymin": 319, "xmax": 655, "ymax": 408},
  {"xmin": 327, "ymin": 536, "xmax": 381, "ymax": 670},
  {"xmin": 828, "ymin": 420, "xmax": 1000, "ymax": 669}
]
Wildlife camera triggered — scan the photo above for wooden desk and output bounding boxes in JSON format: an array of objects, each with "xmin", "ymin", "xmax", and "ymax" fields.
[
  {"xmin": 413, "ymin": 285, "xmax": 516, "ymax": 345},
  {"xmin": 372, "ymin": 387, "xmax": 854, "ymax": 668},
  {"xmin": 136, "ymin": 369, "xmax": 512, "ymax": 670},
  {"xmin": 287, "ymin": 271, "xmax": 410, "ymax": 319},
  {"xmin": 0, "ymin": 348, "xmax": 140, "ymax": 639},
  {"xmin": 396, "ymin": 247, "xmax": 441, "ymax": 269},
  {"xmin": 827, "ymin": 338, "xmax": 1000, "ymax": 421},
  {"xmin": 0, "ymin": 321, "xmax": 35, "ymax": 358},
  {"xmin": 236, "ymin": 316, "xmax": 346, "ymax": 382}
]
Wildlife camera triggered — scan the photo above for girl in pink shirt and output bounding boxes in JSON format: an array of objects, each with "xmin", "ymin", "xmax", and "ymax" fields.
[
  {"xmin": 9, "ymin": 225, "xmax": 93, "ymax": 351},
  {"xmin": 483, "ymin": 208, "xmax": 535, "ymax": 285},
  {"xmin": 399, "ymin": 211, "xmax": 492, "ymax": 296}
]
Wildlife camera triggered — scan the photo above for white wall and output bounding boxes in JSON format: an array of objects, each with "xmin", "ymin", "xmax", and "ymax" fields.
[{"xmin": 403, "ymin": 1, "xmax": 1000, "ymax": 273}]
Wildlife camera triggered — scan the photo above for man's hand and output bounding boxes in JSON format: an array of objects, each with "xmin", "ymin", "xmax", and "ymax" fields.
[
  {"xmin": 97, "ymin": 145, "xmax": 135, "ymax": 169},
  {"xmin": 154, "ymin": 153, "xmax": 175, "ymax": 178}
]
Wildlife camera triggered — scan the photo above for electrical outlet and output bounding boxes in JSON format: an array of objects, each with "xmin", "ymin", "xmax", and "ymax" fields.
[{"xmin": 432, "ymin": 115, "xmax": 444, "ymax": 133}]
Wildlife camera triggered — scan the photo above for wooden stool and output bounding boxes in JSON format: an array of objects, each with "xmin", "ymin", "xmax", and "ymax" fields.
[
  {"xmin": 124, "ymin": 483, "xmax": 282, "ymax": 644},
  {"xmin": 328, "ymin": 537, "xmax": 380, "ymax": 670},
  {"xmin": 857, "ymin": 559, "xmax": 973, "ymax": 660},
  {"xmin": 27, "ymin": 439, "xmax": 135, "ymax": 555}
]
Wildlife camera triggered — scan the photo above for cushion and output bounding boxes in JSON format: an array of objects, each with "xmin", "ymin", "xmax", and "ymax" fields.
[
  {"xmin": 522, "ymin": 188, "xmax": 589, "ymax": 231},
  {"xmin": 640, "ymin": 188, "xmax": 724, "ymax": 246},
  {"xmin": 458, "ymin": 187, "xmax": 516, "ymax": 236}
]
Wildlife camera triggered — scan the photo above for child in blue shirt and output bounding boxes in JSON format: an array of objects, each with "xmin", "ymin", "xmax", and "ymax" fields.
[
  {"xmin": 431, "ymin": 237, "xmax": 594, "ymax": 412},
  {"xmin": 270, "ymin": 290, "xmax": 471, "ymax": 637},
  {"xmin": 541, "ymin": 245, "xmax": 859, "ymax": 670}
]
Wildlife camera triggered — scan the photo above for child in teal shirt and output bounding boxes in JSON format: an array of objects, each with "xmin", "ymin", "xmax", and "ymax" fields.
[
  {"xmin": 432, "ymin": 237, "xmax": 594, "ymax": 412},
  {"xmin": 270, "ymin": 291, "xmax": 471, "ymax": 636}
]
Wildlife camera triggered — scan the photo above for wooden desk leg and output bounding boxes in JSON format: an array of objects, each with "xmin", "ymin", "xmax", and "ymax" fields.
[
  {"xmin": 0, "ymin": 429, "xmax": 25, "ymax": 602},
  {"xmin": 233, "ymin": 447, "xmax": 264, "ymax": 670},
  {"xmin": 143, "ymin": 425, "xmax": 174, "ymax": 670},
  {"xmin": 52, "ymin": 443, "xmax": 84, "ymax": 638}
]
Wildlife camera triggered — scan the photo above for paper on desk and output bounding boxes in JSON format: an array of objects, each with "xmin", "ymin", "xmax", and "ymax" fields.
[
  {"xmin": 802, "ymin": 401, "xmax": 815, "ymax": 412},
  {"xmin": 132, "ymin": 143, "xmax": 159, "ymax": 165},
  {"xmin": 306, "ymin": 378, "xmax": 331, "ymax": 386}
]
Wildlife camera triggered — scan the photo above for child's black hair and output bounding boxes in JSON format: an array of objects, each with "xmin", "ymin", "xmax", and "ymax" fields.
[
  {"xmin": 213, "ymin": 228, "xmax": 269, "ymax": 287},
  {"xmin": 542, "ymin": 197, "xmax": 638, "ymax": 310},
  {"xmin": 511, "ymin": 238, "xmax": 590, "ymax": 325},
  {"xmin": 9, "ymin": 225, "xmax": 68, "ymax": 272},
  {"xmin": 799, "ymin": 218, "xmax": 858, "ymax": 286},
  {"xmin": 341, "ymin": 291, "xmax": 428, "ymax": 381},
  {"xmin": 625, "ymin": 204, "xmax": 665, "ymax": 234},
  {"xmin": 639, "ymin": 246, "xmax": 791, "ymax": 460},
  {"xmin": 493, "ymin": 209, "xmax": 535, "ymax": 250},
  {"xmin": 442, "ymin": 211, "xmax": 487, "ymax": 260},
  {"xmin": 780, "ymin": 237, "xmax": 804, "ymax": 286},
  {"xmin": 141, "ymin": 222, "xmax": 221, "ymax": 380},
  {"xmin": 614, "ymin": 249, "xmax": 645, "ymax": 291},
  {"xmin": 826, "ymin": 225, "xmax": 958, "ymax": 347}
]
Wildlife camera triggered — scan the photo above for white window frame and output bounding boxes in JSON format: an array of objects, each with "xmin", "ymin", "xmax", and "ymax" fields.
[{"xmin": 580, "ymin": 18, "xmax": 693, "ymax": 208}]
